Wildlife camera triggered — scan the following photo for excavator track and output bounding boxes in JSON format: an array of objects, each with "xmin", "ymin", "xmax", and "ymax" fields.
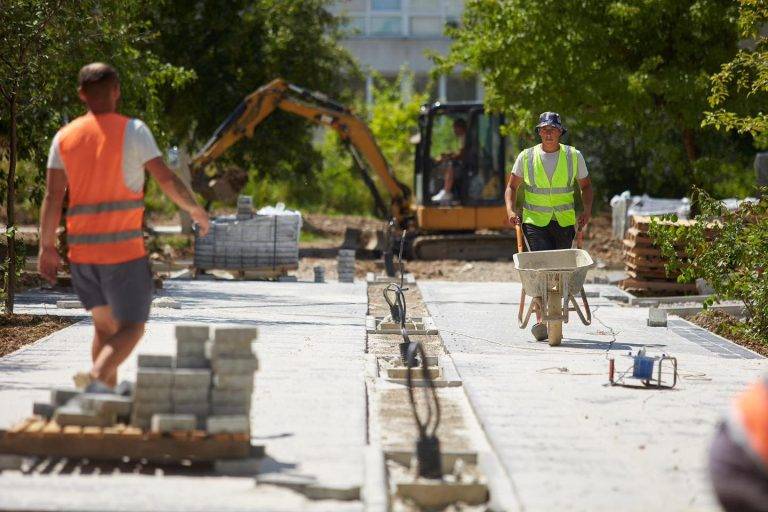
[{"xmin": 411, "ymin": 233, "xmax": 518, "ymax": 261}]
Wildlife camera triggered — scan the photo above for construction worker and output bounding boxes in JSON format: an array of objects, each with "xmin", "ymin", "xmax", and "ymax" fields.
[
  {"xmin": 38, "ymin": 63, "xmax": 210, "ymax": 392},
  {"xmin": 431, "ymin": 118, "xmax": 468, "ymax": 204},
  {"xmin": 504, "ymin": 112, "xmax": 593, "ymax": 341},
  {"xmin": 709, "ymin": 376, "xmax": 768, "ymax": 511}
]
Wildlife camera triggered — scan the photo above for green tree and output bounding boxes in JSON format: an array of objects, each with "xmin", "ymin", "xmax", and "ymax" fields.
[
  {"xmin": 437, "ymin": 0, "xmax": 751, "ymax": 200},
  {"xmin": 146, "ymin": 0, "xmax": 358, "ymax": 188},
  {"xmin": 0, "ymin": 0, "xmax": 192, "ymax": 313},
  {"xmin": 703, "ymin": 0, "xmax": 768, "ymax": 146}
]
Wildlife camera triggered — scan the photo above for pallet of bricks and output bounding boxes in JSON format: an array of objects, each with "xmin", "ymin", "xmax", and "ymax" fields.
[
  {"xmin": 194, "ymin": 197, "xmax": 301, "ymax": 277},
  {"xmin": 0, "ymin": 325, "xmax": 259, "ymax": 464},
  {"xmin": 619, "ymin": 215, "xmax": 699, "ymax": 296}
]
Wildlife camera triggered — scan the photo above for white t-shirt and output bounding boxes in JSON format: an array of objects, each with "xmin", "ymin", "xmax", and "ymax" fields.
[
  {"xmin": 47, "ymin": 118, "xmax": 162, "ymax": 193},
  {"xmin": 512, "ymin": 146, "xmax": 589, "ymax": 182}
]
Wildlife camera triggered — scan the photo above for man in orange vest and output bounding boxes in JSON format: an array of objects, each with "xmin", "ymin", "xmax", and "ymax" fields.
[
  {"xmin": 38, "ymin": 63, "xmax": 211, "ymax": 392},
  {"xmin": 709, "ymin": 376, "xmax": 768, "ymax": 511}
]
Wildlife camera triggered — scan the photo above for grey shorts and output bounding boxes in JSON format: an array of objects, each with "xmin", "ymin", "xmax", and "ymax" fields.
[{"xmin": 70, "ymin": 256, "xmax": 153, "ymax": 324}]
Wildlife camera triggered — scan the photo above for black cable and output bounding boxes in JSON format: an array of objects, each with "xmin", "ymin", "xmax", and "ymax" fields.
[{"xmin": 404, "ymin": 337, "xmax": 442, "ymax": 479}]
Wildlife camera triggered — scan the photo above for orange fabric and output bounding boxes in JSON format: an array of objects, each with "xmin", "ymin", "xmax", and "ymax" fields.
[
  {"xmin": 57, "ymin": 113, "xmax": 146, "ymax": 264},
  {"xmin": 736, "ymin": 380, "xmax": 768, "ymax": 466}
]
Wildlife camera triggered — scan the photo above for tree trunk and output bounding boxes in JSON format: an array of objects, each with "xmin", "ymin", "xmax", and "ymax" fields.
[
  {"xmin": 682, "ymin": 128, "xmax": 699, "ymax": 163},
  {"xmin": 5, "ymin": 96, "xmax": 17, "ymax": 315}
]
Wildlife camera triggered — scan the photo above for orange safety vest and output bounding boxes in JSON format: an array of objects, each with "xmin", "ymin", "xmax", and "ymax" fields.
[
  {"xmin": 57, "ymin": 112, "xmax": 146, "ymax": 265},
  {"xmin": 729, "ymin": 377, "xmax": 768, "ymax": 473}
]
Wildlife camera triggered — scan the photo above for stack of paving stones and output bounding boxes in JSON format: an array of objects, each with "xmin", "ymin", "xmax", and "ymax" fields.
[
  {"xmin": 337, "ymin": 249, "xmax": 355, "ymax": 283},
  {"xmin": 236, "ymin": 195, "xmax": 254, "ymax": 220},
  {"xmin": 173, "ymin": 325, "xmax": 212, "ymax": 428},
  {"xmin": 207, "ymin": 327, "xmax": 259, "ymax": 434},
  {"xmin": 194, "ymin": 210, "xmax": 301, "ymax": 271},
  {"xmin": 131, "ymin": 355, "xmax": 174, "ymax": 429},
  {"xmin": 32, "ymin": 385, "xmax": 133, "ymax": 427},
  {"xmin": 313, "ymin": 265, "xmax": 325, "ymax": 283}
]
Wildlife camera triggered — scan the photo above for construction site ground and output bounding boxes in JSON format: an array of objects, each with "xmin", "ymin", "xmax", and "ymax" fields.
[{"xmin": 0, "ymin": 270, "xmax": 764, "ymax": 511}]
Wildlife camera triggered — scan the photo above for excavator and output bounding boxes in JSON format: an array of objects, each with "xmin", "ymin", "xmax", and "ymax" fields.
[{"xmin": 180, "ymin": 78, "xmax": 515, "ymax": 260}]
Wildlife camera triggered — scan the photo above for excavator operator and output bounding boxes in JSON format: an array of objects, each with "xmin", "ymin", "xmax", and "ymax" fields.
[{"xmin": 431, "ymin": 117, "xmax": 467, "ymax": 205}]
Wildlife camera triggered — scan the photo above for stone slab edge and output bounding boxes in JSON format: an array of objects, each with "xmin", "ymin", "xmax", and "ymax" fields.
[
  {"xmin": 363, "ymin": 355, "xmax": 390, "ymax": 512},
  {"xmin": 365, "ymin": 315, "xmax": 439, "ymax": 335},
  {"xmin": 671, "ymin": 315, "xmax": 765, "ymax": 359}
]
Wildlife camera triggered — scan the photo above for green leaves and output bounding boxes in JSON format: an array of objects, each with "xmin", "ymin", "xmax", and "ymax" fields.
[{"xmin": 649, "ymin": 187, "xmax": 768, "ymax": 341}]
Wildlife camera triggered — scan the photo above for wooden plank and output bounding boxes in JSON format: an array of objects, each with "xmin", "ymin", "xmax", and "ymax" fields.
[
  {"xmin": 9, "ymin": 418, "xmax": 34, "ymax": 433},
  {"xmin": 63, "ymin": 426, "xmax": 82, "ymax": 435},
  {"xmin": 41, "ymin": 421, "xmax": 62, "ymax": 436},
  {"xmin": 25, "ymin": 421, "xmax": 46, "ymax": 435},
  {"xmin": 0, "ymin": 431, "xmax": 251, "ymax": 462},
  {"xmin": 82, "ymin": 426, "xmax": 103, "ymax": 437},
  {"xmin": 620, "ymin": 278, "xmax": 698, "ymax": 292},
  {"xmin": 626, "ymin": 269, "xmax": 677, "ymax": 280}
]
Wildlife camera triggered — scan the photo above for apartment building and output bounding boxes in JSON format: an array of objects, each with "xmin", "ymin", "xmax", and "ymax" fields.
[{"xmin": 329, "ymin": 0, "xmax": 481, "ymax": 102}]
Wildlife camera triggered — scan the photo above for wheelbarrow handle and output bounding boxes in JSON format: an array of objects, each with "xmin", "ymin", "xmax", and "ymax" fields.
[{"xmin": 515, "ymin": 224, "xmax": 524, "ymax": 253}]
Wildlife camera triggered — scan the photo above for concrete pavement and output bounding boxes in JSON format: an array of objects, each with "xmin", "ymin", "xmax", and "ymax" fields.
[
  {"xmin": 421, "ymin": 281, "xmax": 765, "ymax": 512},
  {"xmin": 0, "ymin": 279, "xmax": 368, "ymax": 511}
]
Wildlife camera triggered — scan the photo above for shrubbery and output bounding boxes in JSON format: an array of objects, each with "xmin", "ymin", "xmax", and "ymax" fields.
[{"xmin": 649, "ymin": 188, "xmax": 768, "ymax": 341}]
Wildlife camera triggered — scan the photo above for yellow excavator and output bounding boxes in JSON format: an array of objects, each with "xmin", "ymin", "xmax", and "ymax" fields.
[{"xmin": 181, "ymin": 78, "xmax": 515, "ymax": 260}]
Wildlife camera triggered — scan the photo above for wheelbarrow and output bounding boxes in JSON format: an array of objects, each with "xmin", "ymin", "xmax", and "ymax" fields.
[{"xmin": 514, "ymin": 224, "xmax": 594, "ymax": 346}]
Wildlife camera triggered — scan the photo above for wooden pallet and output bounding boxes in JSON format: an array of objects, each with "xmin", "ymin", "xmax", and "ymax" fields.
[
  {"xmin": 0, "ymin": 418, "xmax": 252, "ymax": 463},
  {"xmin": 619, "ymin": 278, "xmax": 698, "ymax": 293}
]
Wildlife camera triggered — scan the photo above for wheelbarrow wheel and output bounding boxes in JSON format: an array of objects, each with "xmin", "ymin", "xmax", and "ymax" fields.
[{"xmin": 547, "ymin": 290, "xmax": 563, "ymax": 346}]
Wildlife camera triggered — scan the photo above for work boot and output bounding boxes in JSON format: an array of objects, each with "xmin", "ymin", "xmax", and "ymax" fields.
[
  {"xmin": 531, "ymin": 322, "xmax": 548, "ymax": 342},
  {"xmin": 430, "ymin": 190, "xmax": 453, "ymax": 204}
]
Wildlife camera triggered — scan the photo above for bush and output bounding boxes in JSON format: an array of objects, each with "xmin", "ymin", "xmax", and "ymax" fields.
[{"xmin": 649, "ymin": 188, "xmax": 768, "ymax": 342}]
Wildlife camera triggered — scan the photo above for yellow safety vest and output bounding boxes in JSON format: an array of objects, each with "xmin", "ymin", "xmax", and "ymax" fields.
[{"xmin": 522, "ymin": 143, "xmax": 577, "ymax": 227}]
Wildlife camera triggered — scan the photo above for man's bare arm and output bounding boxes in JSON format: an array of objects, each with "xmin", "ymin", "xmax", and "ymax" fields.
[
  {"xmin": 505, "ymin": 173, "xmax": 523, "ymax": 224},
  {"xmin": 577, "ymin": 176, "xmax": 593, "ymax": 228},
  {"xmin": 145, "ymin": 157, "xmax": 210, "ymax": 236},
  {"xmin": 38, "ymin": 169, "xmax": 67, "ymax": 283}
]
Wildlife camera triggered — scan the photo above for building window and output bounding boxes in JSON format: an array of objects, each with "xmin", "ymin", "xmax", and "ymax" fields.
[
  {"xmin": 410, "ymin": 0, "xmax": 442, "ymax": 10},
  {"xmin": 342, "ymin": 15, "xmax": 366, "ymax": 35},
  {"xmin": 410, "ymin": 16, "xmax": 444, "ymax": 37},
  {"xmin": 372, "ymin": 0, "xmax": 401, "ymax": 11},
  {"xmin": 447, "ymin": 74, "xmax": 477, "ymax": 101},
  {"xmin": 370, "ymin": 16, "xmax": 402, "ymax": 35}
]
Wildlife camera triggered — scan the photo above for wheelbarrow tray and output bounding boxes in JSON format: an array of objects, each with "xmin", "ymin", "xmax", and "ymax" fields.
[{"xmin": 513, "ymin": 249, "xmax": 594, "ymax": 298}]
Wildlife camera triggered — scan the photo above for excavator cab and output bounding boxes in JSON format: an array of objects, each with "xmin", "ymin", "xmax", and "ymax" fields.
[{"xmin": 413, "ymin": 103, "xmax": 509, "ymax": 234}]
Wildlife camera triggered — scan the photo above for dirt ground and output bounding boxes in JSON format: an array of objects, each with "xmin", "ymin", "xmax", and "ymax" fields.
[
  {"xmin": 295, "ymin": 210, "xmax": 624, "ymax": 282},
  {"xmin": 0, "ymin": 314, "xmax": 78, "ymax": 358},
  {"xmin": 688, "ymin": 309, "xmax": 768, "ymax": 357}
]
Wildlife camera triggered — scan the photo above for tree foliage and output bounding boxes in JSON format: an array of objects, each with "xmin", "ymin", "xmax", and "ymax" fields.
[
  {"xmin": 649, "ymin": 189, "xmax": 768, "ymax": 342},
  {"xmin": 437, "ymin": 0, "xmax": 754, "ymax": 200},
  {"xmin": 0, "ymin": 0, "xmax": 193, "ymax": 313},
  {"xmin": 146, "ymin": 0, "xmax": 358, "ymax": 182},
  {"xmin": 703, "ymin": 0, "xmax": 768, "ymax": 146}
]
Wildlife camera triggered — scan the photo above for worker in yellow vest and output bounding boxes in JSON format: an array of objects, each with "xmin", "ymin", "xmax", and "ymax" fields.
[
  {"xmin": 505, "ymin": 112, "xmax": 593, "ymax": 341},
  {"xmin": 38, "ymin": 63, "xmax": 211, "ymax": 392},
  {"xmin": 710, "ymin": 376, "xmax": 768, "ymax": 511}
]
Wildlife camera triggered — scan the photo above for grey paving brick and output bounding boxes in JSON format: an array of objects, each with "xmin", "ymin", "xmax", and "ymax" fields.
[
  {"xmin": 136, "ymin": 368, "xmax": 174, "ymax": 388},
  {"xmin": 213, "ymin": 327, "xmax": 258, "ymax": 344},
  {"xmin": 132, "ymin": 401, "xmax": 173, "ymax": 416},
  {"xmin": 209, "ymin": 339, "xmax": 253, "ymax": 358},
  {"xmin": 175, "ymin": 324, "xmax": 210, "ymax": 343},
  {"xmin": 213, "ymin": 458, "xmax": 260, "ymax": 476},
  {"xmin": 176, "ymin": 339, "xmax": 207, "ymax": 358},
  {"xmin": 175, "ymin": 355, "xmax": 209, "ymax": 369},
  {"xmin": 172, "ymin": 387, "xmax": 210, "ymax": 403},
  {"xmin": 50, "ymin": 388, "xmax": 80, "ymax": 407},
  {"xmin": 173, "ymin": 401, "xmax": 210, "ymax": 416},
  {"xmin": 0, "ymin": 455, "xmax": 23, "ymax": 471},
  {"xmin": 32, "ymin": 402, "xmax": 54, "ymax": 419},
  {"xmin": 210, "ymin": 388, "xmax": 252, "ymax": 405},
  {"xmin": 55, "ymin": 405, "xmax": 116, "ymax": 427},
  {"xmin": 79, "ymin": 393, "xmax": 133, "ymax": 416},
  {"xmin": 211, "ymin": 355, "xmax": 258, "ymax": 374},
  {"xmin": 213, "ymin": 374, "xmax": 255, "ymax": 390},
  {"xmin": 173, "ymin": 369, "xmax": 211, "ymax": 388},
  {"xmin": 206, "ymin": 415, "xmax": 250, "ymax": 434},
  {"xmin": 138, "ymin": 354, "xmax": 174, "ymax": 368},
  {"xmin": 133, "ymin": 387, "xmax": 172, "ymax": 402},
  {"xmin": 211, "ymin": 403, "xmax": 250, "ymax": 415},
  {"xmin": 151, "ymin": 414, "xmax": 197, "ymax": 433}
]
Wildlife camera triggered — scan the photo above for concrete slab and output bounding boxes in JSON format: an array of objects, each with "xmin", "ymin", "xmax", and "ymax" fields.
[
  {"xmin": 421, "ymin": 281, "xmax": 766, "ymax": 512},
  {"xmin": 1, "ymin": 280, "xmax": 368, "ymax": 511}
]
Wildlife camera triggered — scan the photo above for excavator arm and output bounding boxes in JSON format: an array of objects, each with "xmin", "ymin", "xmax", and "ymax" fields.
[{"xmin": 189, "ymin": 78, "xmax": 411, "ymax": 224}]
